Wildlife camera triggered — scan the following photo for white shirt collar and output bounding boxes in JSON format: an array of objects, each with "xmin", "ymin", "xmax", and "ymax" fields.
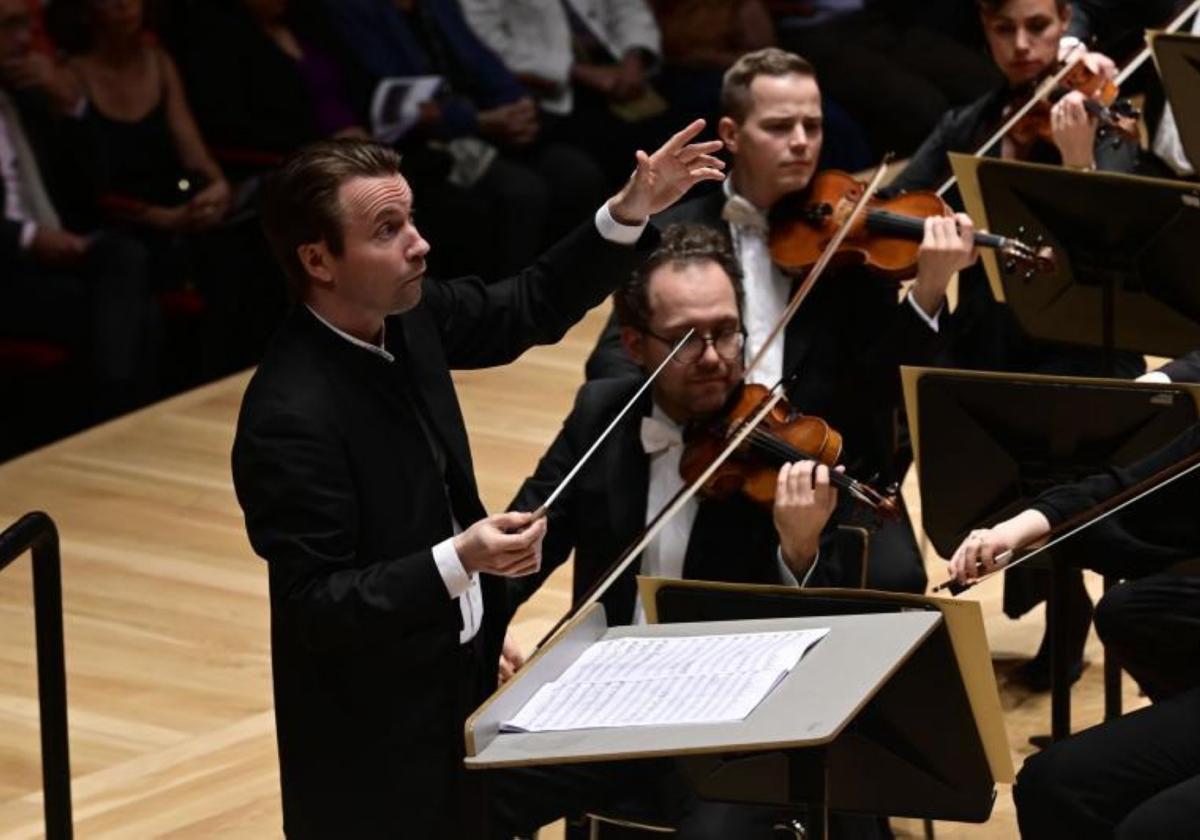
[{"xmin": 305, "ymin": 304, "xmax": 395, "ymax": 362}]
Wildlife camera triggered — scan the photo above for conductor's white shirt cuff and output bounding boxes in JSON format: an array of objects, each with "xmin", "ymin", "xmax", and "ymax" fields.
[
  {"xmin": 595, "ymin": 202, "xmax": 648, "ymax": 245},
  {"xmin": 433, "ymin": 536, "xmax": 475, "ymax": 599}
]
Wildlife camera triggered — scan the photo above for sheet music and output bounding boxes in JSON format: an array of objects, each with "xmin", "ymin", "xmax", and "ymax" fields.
[{"xmin": 502, "ymin": 629, "xmax": 828, "ymax": 733}]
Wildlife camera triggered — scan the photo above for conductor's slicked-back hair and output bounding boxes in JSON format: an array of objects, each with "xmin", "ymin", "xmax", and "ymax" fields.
[{"xmin": 261, "ymin": 139, "xmax": 404, "ymax": 298}]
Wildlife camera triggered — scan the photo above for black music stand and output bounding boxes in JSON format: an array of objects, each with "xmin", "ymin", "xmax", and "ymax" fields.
[
  {"xmin": 1152, "ymin": 31, "xmax": 1200, "ymax": 169},
  {"xmin": 903, "ymin": 366, "xmax": 1200, "ymax": 741},
  {"xmin": 950, "ymin": 154, "xmax": 1200, "ymax": 373},
  {"xmin": 642, "ymin": 580, "xmax": 1013, "ymax": 835}
]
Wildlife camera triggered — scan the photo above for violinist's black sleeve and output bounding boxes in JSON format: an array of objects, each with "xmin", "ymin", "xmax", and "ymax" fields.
[
  {"xmin": 1027, "ymin": 424, "xmax": 1200, "ymax": 576},
  {"xmin": 1160, "ymin": 350, "xmax": 1200, "ymax": 384}
]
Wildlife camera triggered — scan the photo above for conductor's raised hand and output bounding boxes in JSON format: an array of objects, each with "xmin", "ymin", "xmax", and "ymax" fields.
[
  {"xmin": 453, "ymin": 511, "xmax": 546, "ymax": 578},
  {"xmin": 607, "ymin": 118, "xmax": 725, "ymax": 225}
]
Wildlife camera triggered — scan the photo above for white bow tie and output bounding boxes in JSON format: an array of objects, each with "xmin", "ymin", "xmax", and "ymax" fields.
[
  {"xmin": 721, "ymin": 193, "xmax": 769, "ymax": 237},
  {"xmin": 640, "ymin": 415, "xmax": 683, "ymax": 455}
]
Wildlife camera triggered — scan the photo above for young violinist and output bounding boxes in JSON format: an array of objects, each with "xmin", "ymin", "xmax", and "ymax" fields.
[
  {"xmin": 945, "ymin": 422, "xmax": 1200, "ymax": 836},
  {"xmin": 587, "ymin": 47, "xmax": 979, "ymax": 597},
  {"xmin": 490, "ymin": 223, "xmax": 858, "ymax": 839},
  {"xmin": 891, "ymin": 0, "xmax": 1142, "ymax": 199}
]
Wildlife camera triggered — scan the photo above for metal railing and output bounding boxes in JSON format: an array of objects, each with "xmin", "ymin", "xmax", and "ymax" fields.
[{"xmin": 1, "ymin": 511, "xmax": 72, "ymax": 839}]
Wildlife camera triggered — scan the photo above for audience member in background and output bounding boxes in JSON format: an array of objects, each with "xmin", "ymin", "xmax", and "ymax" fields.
[
  {"xmin": 459, "ymin": 0, "xmax": 676, "ymax": 188},
  {"xmin": 319, "ymin": 0, "xmax": 607, "ymax": 278},
  {"xmin": 52, "ymin": 0, "xmax": 288, "ymax": 377},
  {"xmin": 173, "ymin": 0, "xmax": 490, "ymax": 281},
  {"xmin": 649, "ymin": 0, "xmax": 872, "ymax": 170},
  {"xmin": 55, "ymin": 0, "xmax": 231, "ymax": 239},
  {"xmin": 0, "ymin": 0, "xmax": 159, "ymax": 423},
  {"xmin": 773, "ymin": 0, "xmax": 1003, "ymax": 157}
]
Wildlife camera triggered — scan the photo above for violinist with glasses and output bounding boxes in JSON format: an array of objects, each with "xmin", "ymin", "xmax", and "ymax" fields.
[{"xmin": 490, "ymin": 223, "xmax": 878, "ymax": 839}]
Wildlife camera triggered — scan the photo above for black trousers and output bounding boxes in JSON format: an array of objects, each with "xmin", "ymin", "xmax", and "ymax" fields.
[
  {"xmin": 1014, "ymin": 685, "xmax": 1200, "ymax": 838},
  {"xmin": 1094, "ymin": 569, "xmax": 1200, "ymax": 702},
  {"xmin": 488, "ymin": 760, "xmax": 888, "ymax": 840}
]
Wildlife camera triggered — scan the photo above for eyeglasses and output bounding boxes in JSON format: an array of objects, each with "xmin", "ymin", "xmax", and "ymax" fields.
[{"xmin": 643, "ymin": 327, "xmax": 745, "ymax": 365}]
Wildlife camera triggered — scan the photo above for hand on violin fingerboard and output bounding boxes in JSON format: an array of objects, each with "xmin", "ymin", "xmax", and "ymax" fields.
[
  {"xmin": 773, "ymin": 461, "xmax": 840, "ymax": 576},
  {"xmin": 911, "ymin": 213, "xmax": 978, "ymax": 317},
  {"xmin": 1050, "ymin": 91, "xmax": 1098, "ymax": 170}
]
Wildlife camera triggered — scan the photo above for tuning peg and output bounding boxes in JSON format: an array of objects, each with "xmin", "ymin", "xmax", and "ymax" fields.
[
  {"xmin": 1003, "ymin": 259, "xmax": 1016, "ymax": 273},
  {"xmin": 1018, "ymin": 225, "xmax": 1027, "ymax": 237},
  {"xmin": 1024, "ymin": 270, "xmax": 1035, "ymax": 281},
  {"xmin": 1034, "ymin": 234, "xmax": 1044, "ymax": 245}
]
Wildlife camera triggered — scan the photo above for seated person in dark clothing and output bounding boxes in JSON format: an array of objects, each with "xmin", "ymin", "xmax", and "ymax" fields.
[
  {"xmin": 174, "ymin": 0, "xmax": 491, "ymax": 282},
  {"xmin": 318, "ymin": 0, "xmax": 607, "ymax": 279},
  {"xmin": 54, "ymin": 0, "xmax": 295, "ymax": 376},
  {"xmin": 888, "ymin": 0, "xmax": 1151, "ymax": 687},
  {"xmin": 948, "ymin": 422, "xmax": 1200, "ymax": 702},
  {"xmin": 493, "ymin": 223, "xmax": 848, "ymax": 840},
  {"xmin": 1014, "ymin": 684, "xmax": 1200, "ymax": 839},
  {"xmin": 0, "ymin": 0, "xmax": 159, "ymax": 424},
  {"xmin": 57, "ymin": 0, "xmax": 231, "ymax": 237},
  {"xmin": 178, "ymin": 0, "xmax": 372, "ymax": 161},
  {"xmin": 946, "ymin": 424, "xmax": 1200, "ymax": 838},
  {"xmin": 773, "ymin": 0, "xmax": 1004, "ymax": 157}
]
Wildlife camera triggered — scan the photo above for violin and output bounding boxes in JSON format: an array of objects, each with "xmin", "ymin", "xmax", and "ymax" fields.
[
  {"xmin": 1006, "ymin": 59, "xmax": 1140, "ymax": 152},
  {"xmin": 768, "ymin": 170, "xmax": 1056, "ymax": 281},
  {"xmin": 679, "ymin": 383, "xmax": 900, "ymax": 523}
]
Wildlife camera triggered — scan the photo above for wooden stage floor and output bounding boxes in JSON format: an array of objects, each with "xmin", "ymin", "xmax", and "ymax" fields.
[{"xmin": 0, "ymin": 304, "xmax": 1148, "ymax": 838}]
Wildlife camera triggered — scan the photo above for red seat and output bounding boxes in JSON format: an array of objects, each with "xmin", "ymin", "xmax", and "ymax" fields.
[{"xmin": 0, "ymin": 338, "xmax": 69, "ymax": 373}]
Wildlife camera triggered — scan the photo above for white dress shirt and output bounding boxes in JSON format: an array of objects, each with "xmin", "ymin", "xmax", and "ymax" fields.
[
  {"xmin": 0, "ymin": 101, "xmax": 37, "ymax": 249},
  {"xmin": 307, "ymin": 202, "xmax": 644, "ymax": 643}
]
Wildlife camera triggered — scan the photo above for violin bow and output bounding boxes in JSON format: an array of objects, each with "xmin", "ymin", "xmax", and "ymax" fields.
[
  {"xmin": 536, "ymin": 156, "xmax": 896, "ymax": 649},
  {"xmin": 528, "ymin": 328, "xmax": 695, "ymax": 521},
  {"xmin": 1115, "ymin": 0, "xmax": 1200, "ymax": 86},
  {"xmin": 936, "ymin": 59, "xmax": 1081, "ymax": 198},
  {"xmin": 933, "ymin": 443, "xmax": 1200, "ymax": 596},
  {"xmin": 744, "ymin": 155, "xmax": 893, "ymax": 381},
  {"xmin": 536, "ymin": 382, "xmax": 790, "ymax": 647}
]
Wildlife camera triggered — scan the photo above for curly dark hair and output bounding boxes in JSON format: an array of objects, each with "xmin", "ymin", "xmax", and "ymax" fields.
[{"xmin": 614, "ymin": 223, "xmax": 743, "ymax": 330}]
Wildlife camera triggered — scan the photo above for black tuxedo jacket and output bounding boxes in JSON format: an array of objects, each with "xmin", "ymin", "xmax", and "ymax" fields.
[
  {"xmin": 508, "ymin": 377, "xmax": 845, "ymax": 625},
  {"xmin": 232, "ymin": 221, "xmax": 654, "ymax": 838},
  {"xmin": 585, "ymin": 188, "xmax": 944, "ymax": 482}
]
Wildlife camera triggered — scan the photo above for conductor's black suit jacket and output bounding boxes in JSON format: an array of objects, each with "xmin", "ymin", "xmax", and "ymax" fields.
[{"xmin": 232, "ymin": 221, "xmax": 654, "ymax": 838}]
